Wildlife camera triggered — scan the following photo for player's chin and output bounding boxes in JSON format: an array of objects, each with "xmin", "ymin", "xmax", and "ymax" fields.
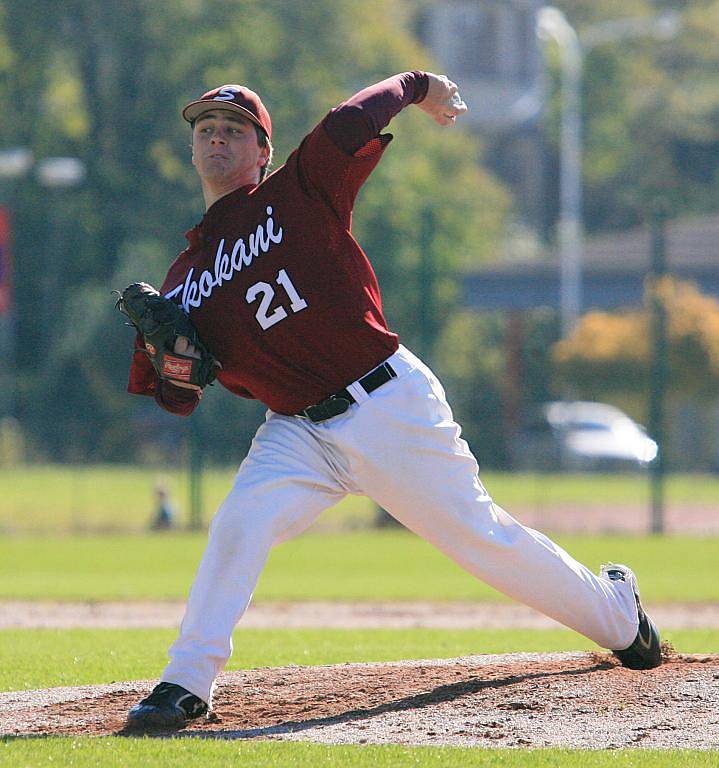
[{"xmin": 200, "ymin": 158, "xmax": 233, "ymax": 176}]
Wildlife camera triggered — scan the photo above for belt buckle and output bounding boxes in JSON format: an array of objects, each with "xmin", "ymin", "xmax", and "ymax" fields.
[
  {"xmin": 305, "ymin": 394, "xmax": 351, "ymax": 423},
  {"xmin": 320, "ymin": 395, "xmax": 351, "ymax": 421}
]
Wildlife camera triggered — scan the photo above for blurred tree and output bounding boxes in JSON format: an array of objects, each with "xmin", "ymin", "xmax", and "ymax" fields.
[
  {"xmin": 434, "ymin": 310, "xmax": 508, "ymax": 468},
  {"xmin": 435, "ymin": 308, "xmax": 560, "ymax": 469},
  {"xmin": 6, "ymin": 0, "xmax": 719, "ymax": 463},
  {"xmin": 552, "ymin": 277, "xmax": 719, "ymax": 399},
  {"xmin": 546, "ymin": 0, "xmax": 719, "ymax": 233}
]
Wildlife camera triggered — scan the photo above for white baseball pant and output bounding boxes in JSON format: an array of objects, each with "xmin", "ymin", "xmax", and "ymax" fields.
[{"xmin": 162, "ymin": 345, "xmax": 640, "ymax": 704}]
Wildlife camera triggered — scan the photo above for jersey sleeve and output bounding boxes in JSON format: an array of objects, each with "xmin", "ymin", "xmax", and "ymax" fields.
[
  {"xmin": 325, "ymin": 71, "xmax": 429, "ymax": 155},
  {"xmin": 127, "ymin": 334, "xmax": 158, "ymax": 397},
  {"xmin": 290, "ymin": 71, "xmax": 428, "ymax": 224}
]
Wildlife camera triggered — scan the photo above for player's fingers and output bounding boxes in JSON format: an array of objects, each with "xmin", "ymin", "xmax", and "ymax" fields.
[
  {"xmin": 447, "ymin": 102, "xmax": 468, "ymax": 117},
  {"xmin": 174, "ymin": 335, "xmax": 201, "ymax": 358},
  {"xmin": 421, "ymin": 74, "xmax": 467, "ymax": 125},
  {"xmin": 449, "ymin": 91, "xmax": 468, "ymax": 112},
  {"xmin": 441, "ymin": 105, "xmax": 467, "ymax": 123}
]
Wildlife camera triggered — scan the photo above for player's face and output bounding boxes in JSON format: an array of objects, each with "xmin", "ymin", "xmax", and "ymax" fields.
[{"xmin": 191, "ymin": 111, "xmax": 268, "ymax": 188}]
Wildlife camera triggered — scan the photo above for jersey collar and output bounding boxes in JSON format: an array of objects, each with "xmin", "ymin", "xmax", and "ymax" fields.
[{"xmin": 185, "ymin": 183, "xmax": 257, "ymax": 249}]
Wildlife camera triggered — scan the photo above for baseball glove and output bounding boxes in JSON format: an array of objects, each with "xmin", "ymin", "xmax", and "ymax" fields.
[{"xmin": 116, "ymin": 282, "xmax": 219, "ymax": 388}]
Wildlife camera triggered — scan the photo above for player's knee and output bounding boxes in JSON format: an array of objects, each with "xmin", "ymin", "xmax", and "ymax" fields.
[{"xmin": 208, "ymin": 497, "xmax": 272, "ymax": 548}]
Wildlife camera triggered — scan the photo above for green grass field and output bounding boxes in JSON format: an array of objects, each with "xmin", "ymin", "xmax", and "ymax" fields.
[
  {"xmin": 0, "ymin": 530, "xmax": 717, "ymax": 603},
  {"xmin": 2, "ymin": 464, "xmax": 718, "ymax": 533},
  {"xmin": 2, "ymin": 466, "xmax": 717, "ymax": 765},
  {"xmin": 1, "ymin": 528, "xmax": 717, "ymax": 767},
  {"xmin": 2, "ymin": 740, "xmax": 716, "ymax": 768}
]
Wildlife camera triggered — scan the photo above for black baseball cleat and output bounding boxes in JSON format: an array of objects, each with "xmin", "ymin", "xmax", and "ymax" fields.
[
  {"xmin": 601, "ymin": 563, "xmax": 662, "ymax": 670},
  {"xmin": 126, "ymin": 682, "xmax": 208, "ymax": 731}
]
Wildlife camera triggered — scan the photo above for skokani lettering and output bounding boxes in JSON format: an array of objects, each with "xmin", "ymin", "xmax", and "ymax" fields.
[{"xmin": 165, "ymin": 205, "xmax": 283, "ymax": 312}]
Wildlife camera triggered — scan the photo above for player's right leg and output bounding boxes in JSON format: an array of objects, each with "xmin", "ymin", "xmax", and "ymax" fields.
[
  {"xmin": 126, "ymin": 412, "xmax": 347, "ymax": 731},
  {"xmin": 339, "ymin": 346, "xmax": 657, "ymax": 663}
]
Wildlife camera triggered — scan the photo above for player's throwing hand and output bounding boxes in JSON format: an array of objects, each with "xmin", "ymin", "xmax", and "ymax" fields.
[{"xmin": 417, "ymin": 73, "xmax": 468, "ymax": 126}]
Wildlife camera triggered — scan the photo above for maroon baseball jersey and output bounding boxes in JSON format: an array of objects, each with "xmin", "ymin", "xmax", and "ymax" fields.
[{"xmin": 128, "ymin": 72, "xmax": 428, "ymax": 415}]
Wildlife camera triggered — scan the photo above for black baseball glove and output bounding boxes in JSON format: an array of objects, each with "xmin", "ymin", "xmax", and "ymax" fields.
[{"xmin": 115, "ymin": 282, "xmax": 219, "ymax": 388}]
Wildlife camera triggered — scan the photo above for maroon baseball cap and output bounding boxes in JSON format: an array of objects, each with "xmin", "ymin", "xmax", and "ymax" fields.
[{"xmin": 182, "ymin": 85, "xmax": 272, "ymax": 140}]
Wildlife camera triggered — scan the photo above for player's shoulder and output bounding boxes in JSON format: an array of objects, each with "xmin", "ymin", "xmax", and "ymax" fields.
[{"xmin": 161, "ymin": 255, "xmax": 190, "ymax": 299}]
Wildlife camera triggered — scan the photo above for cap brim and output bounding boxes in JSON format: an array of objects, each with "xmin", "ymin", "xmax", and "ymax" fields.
[{"xmin": 182, "ymin": 100, "xmax": 266, "ymax": 133}]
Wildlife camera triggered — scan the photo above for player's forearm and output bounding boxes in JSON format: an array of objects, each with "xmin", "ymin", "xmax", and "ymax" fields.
[{"xmin": 324, "ymin": 71, "xmax": 429, "ymax": 155}]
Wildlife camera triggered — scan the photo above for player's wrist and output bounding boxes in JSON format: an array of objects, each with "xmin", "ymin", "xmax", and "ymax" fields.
[
  {"xmin": 409, "ymin": 71, "xmax": 430, "ymax": 104},
  {"xmin": 168, "ymin": 380, "xmax": 203, "ymax": 392}
]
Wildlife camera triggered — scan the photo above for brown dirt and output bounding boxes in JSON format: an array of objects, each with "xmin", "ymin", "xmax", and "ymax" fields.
[
  {"xmin": 2, "ymin": 651, "xmax": 719, "ymax": 748},
  {"xmin": 510, "ymin": 502, "xmax": 719, "ymax": 535},
  {"xmin": 2, "ymin": 600, "xmax": 719, "ymax": 629}
]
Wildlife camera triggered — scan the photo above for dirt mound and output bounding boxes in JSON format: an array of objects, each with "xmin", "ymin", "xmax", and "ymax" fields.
[{"xmin": 2, "ymin": 651, "xmax": 718, "ymax": 749}]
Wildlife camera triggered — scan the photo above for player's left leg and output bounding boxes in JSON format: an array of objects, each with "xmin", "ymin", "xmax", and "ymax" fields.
[
  {"xmin": 127, "ymin": 412, "xmax": 348, "ymax": 731},
  {"xmin": 338, "ymin": 346, "xmax": 644, "ymax": 654}
]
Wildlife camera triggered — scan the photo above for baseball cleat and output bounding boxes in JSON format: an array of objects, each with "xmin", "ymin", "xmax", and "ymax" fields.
[
  {"xmin": 126, "ymin": 682, "xmax": 208, "ymax": 731},
  {"xmin": 601, "ymin": 563, "xmax": 662, "ymax": 670}
]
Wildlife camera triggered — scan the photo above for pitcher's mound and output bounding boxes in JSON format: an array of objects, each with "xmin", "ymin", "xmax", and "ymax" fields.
[{"xmin": 2, "ymin": 650, "xmax": 718, "ymax": 748}]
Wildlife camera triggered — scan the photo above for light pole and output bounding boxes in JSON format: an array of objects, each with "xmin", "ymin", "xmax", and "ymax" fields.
[
  {"xmin": 537, "ymin": 7, "xmax": 581, "ymax": 341},
  {"xmin": 537, "ymin": 8, "xmax": 681, "ymax": 339}
]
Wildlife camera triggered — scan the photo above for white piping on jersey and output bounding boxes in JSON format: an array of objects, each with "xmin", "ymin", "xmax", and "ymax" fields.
[{"xmin": 165, "ymin": 205, "xmax": 284, "ymax": 312}]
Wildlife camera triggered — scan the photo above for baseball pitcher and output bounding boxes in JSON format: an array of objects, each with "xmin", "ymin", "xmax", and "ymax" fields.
[{"xmin": 119, "ymin": 71, "xmax": 661, "ymax": 731}]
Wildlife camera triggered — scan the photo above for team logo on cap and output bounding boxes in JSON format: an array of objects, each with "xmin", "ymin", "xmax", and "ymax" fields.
[{"xmin": 214, "ymin": 86, "xmax": 240, "ymax": 102}]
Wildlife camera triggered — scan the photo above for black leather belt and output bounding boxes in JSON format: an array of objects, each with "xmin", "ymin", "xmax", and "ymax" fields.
[{"xmin": 299, "ymin": 362, "xmax": 397, "ymax": 423}]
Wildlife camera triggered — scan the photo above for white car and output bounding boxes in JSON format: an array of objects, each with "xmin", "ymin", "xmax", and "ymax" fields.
[{"xmin": 513, "ymin": 401, "xmax": 658, "ymax": 470}]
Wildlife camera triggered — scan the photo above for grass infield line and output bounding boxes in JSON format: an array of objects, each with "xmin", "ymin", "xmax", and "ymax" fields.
[{"xmin": 0, "ymin": 627, "xmax": 716, "ymax": 693}]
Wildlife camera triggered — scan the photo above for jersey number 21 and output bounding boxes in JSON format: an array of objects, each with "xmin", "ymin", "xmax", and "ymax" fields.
[{"xmin": 246, "ymin": 269, "xmax": 308, "ymax": 330}]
